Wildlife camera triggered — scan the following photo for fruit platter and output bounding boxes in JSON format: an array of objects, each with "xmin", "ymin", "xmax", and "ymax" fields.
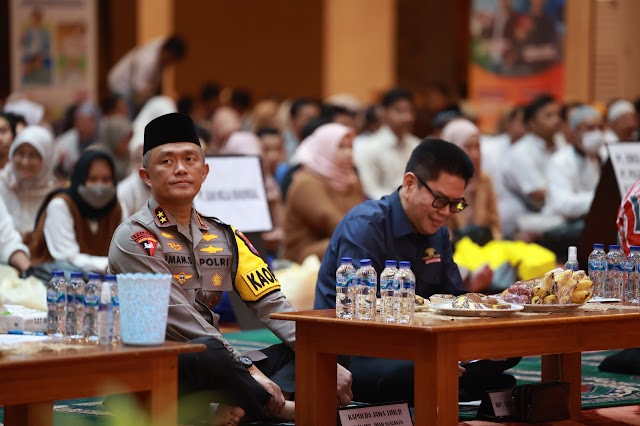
[{"xmin": 500, "ymin": 269, "xmax": 594, "ymax": 312}]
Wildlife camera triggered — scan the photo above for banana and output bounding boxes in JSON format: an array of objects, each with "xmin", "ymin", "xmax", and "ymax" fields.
[
  {"xmin": 571, "ymin": 290, "xmax": 592, "ymax": 304},
  {"xmin": 559, "ymin": 294, "xmax": 572, "ymax": 304},
  {"xmin": 576, "ymin": 278, "xmax": 593, "ymax": 291},
  {"xmin": 543, "ymin": 294, "xmax": 557, "ymax": 304},
  {"xmin": 531, "ymin": 295, "xmax": 541, "ymax": 304},
  {"xmin": 574, "ymin": 270, "xmax": 587, "ymax": 282}
]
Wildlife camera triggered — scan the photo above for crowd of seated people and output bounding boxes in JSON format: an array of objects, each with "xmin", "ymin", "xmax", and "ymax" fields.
[{"xmin": 0, "ymin": 85, "xmax": 638, "ymax": 283}]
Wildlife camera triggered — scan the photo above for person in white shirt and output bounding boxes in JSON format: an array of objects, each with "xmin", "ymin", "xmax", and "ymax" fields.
[
  {"xmin": 500, "ymin": 94, "xmax": 560, "ymax": 238},
  {"xmin": 0, "ymin": 196, "xmax": 31, "ymax": 276},
  {"xmin": 354, "ymin": 88, "xmax": 420, "ymax": 200},
  {"xmin": 481, "ymin": 106, "xmax": 525, "ymax": 206},
  {"xmin": 107, "ymin": 35, "xmax": 186, "ymax": 118},
  {"xmin": 0, "ymin": 125, "xmax": 58, "ymax": 237},
  {"xmin": 543, "ymin": 105, "xmax": 603, "ymax": 223}
]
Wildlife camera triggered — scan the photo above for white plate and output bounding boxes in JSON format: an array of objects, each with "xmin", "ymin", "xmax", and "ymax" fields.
[
  {"xmin": 431, "ymin": 302, "xmax": 523, "ymax": 317},
  {"xmin": 519, "ymin": 303, "xmax": 583, "ymax": 313},
  {"xmin": 588, "ymin": 297, "xmax": 622, "ymax": 303}
]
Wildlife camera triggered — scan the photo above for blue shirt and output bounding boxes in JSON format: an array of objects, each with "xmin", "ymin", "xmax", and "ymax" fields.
[{"xmin": 314, "ymin": 190, "xmax": 466, "ymax": 309}]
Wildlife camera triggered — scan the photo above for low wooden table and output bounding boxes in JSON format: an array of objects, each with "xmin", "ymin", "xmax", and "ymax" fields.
[
  {"xmin": 272, "ymin": 306, "xmax": 640, "ymax": 426},
  {"xmin": 0, "ymin": 340, "xmax": 204, "ymax": 426}
]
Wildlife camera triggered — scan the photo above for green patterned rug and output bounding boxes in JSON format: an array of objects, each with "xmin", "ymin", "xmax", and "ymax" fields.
[{"xmin": 1, "ymin": 330, "xmax": 639, "ymax": 425}]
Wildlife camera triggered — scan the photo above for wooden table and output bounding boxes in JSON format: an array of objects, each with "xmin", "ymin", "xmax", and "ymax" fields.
[
  {"xmin": 272, "ymin": 307, "xmax": 640, "ymax": 426},
  {"xmin": 0, "ymin": 340, "xmax": 204, "ymax": 426}
]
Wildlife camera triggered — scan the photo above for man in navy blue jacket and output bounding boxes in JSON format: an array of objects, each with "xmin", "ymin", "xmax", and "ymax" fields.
[{"xmin": 314, "ymin": 138, "xmax": 519, "ymax": 403}]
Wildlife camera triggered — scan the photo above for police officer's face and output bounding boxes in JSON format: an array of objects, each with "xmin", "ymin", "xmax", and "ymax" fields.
[
  {"xmin": 401, "ymin": 171, "xmax": 465, "ymax": 235},
  {"xmin": 141, "ymin": 142, "xmax": 209, "ymax": 204}
]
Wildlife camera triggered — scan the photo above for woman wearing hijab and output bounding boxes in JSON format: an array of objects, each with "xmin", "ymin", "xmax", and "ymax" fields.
[
  {"xmin": 442, "ymin": 118, "xmax": 502, "ymax": 244},
  {"xmin": 29, "ymin": 150, "xmax": 123, "ymax": 273},
  {"xmin": 282, "ymin": 123, "xmax": 366, "ymax": 263},
  {"xmin": 0, "ymin": 125, "xmax": 58, "ymax": 238}
]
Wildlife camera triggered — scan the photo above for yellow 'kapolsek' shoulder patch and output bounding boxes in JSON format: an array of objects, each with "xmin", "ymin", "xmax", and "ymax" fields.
[{"xmin": 240, "ymin": 266, "xmax": 280, "ymax": 301}]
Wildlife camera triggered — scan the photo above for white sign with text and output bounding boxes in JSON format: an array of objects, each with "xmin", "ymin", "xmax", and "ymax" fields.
[
  {"xmin": 194, "ymin": 155, "xmax": 273, "ymax": 233},
  {"xmin": 338, "ymin": 402, "xmax": 413, "ymax": 426},
  {"xmin": 608, "ymin": 142, "xmax": 640, "ymax": 198}
]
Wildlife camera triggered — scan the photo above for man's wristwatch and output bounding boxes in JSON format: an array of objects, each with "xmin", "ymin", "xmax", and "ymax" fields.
[{"xmin": 238, "ymin": 355, "xmax": 254, "ymax": 369}]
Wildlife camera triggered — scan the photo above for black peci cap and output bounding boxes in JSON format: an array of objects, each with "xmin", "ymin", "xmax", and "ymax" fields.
[{"xmin": 143, "ymin": 112, "xmax": 201, "ymax": 155}]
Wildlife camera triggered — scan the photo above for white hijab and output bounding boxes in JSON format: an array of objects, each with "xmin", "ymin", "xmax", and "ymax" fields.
[{"xmin": 0, "ymin": 125, "xmax": 56, "ymax": 197}]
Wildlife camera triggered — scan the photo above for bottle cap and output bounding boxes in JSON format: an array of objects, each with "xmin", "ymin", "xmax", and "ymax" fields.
[
  {"xmin": 88, "ymin": 273, "xmax": 102, "ymax": 280},
  {"xmin": 340, "ymin": 257, "xmax": 353, "ymax": 263},
  {"xmin": 593, "ymin": 243, "xmax": 604, "ymax": 249},
  {"xmin": 104, "ymin": 274, "xmax": 117, "ymax": 281},
  {"xmin": 609, "ymin": 244, "xmax": 620, "ymax": 251},
  {"xmin": 51, "ymin": 270, "xmax": 64, "ymax": 277},
  {"xmin": 360, "ymin": 259, "xmax": 371, "ymax": 266},
  {"xmin": 567, "ymin": 246, "xmax": 577, "ymax": 261},
  {"xmin": 399, "ymin": 261, "xmax": 411, "ymax": 268},
  {"xmin": 385, "ymin": 260, "xmax": 397, "ymax": 267},
  {"xmin": 70, "ymin": 272, "xmax": 83, "ymax": 279},
  {"xmin": 631, "ymin": 246, "xmax": 640, "ymax": 252}
]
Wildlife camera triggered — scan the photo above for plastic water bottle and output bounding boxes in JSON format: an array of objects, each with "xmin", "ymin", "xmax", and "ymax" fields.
[
  {"xmin": 395, "ymin": 261, "xmax": 416, "ymax": 324},
  {"xmin": 379, "ymin": 260, "xmax": 398, "ymax": 323},
  {"xmin": 565, "ymin": 246, "xmax": 579, "ymax": 271},
  {"xmin": 105, "ymin": 275, "xmax": 120, "ymax": 342},
  {"xmin": 336, "ymin": 257, "xmax": 356, "ymax": 319},
  {"xmin": 98, "ymin": 278, "xmax": 113, "ymax": 345},
  {"xmin": 588, "ymin": 243, "xmax": 607, "ymax": 298},
  {"xmin": 625, "ymin": 246, "xmax": 640, "ymax": 303},
  {"xmin": 355, "ymin": 259, "xmax": 377, "ymax": 321},
  {"xmin": 606, "ymin": 244, "xmax": 625, "ymax": 300},
  {"xmin": 84, "ymin": 273, "xmax": 101, "ymax": 343},
  {"xmin": 46, "ymin": 271, "xmax": 67, "ymax": 338},
  {"xmin": 66, "ymin": 272, "xmax": 85, "ymax": 340}
]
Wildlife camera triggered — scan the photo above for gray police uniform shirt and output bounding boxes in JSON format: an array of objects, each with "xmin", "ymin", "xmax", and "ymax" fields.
[{"xmin": 108, "ymin": 196, "xmax": 296, "ymax": 360}]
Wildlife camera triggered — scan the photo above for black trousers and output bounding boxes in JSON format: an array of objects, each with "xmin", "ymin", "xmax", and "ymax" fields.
[
  {"xmin": 349, "ymin": 356, "xmax": 521, "ymax": 405},
  {"xmin": 177, "ymin": 337, "xmax": 295, "ymax": 423}
]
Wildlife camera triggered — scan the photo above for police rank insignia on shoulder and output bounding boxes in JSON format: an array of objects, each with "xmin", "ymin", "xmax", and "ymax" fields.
[
  {"xmin": 161, "ymin": 232, "xmax": 175, "ymax": 239},
  {"xmin": 173, "ymin": 272, "xmax": 192, "ymax": 285},
  {"xmin": 154, "ymin": 207, "xmax": 171, "ymax": 225},
  {"xmin": 167, "ymin": 242, "xmax": 183, "ymax": 251},
  {"xmin": 201, "ymin": 231, "xmax": 218, "ymax": 241},
  {"xmin": 235, "ymin": 230, "xmax": 259, "ymax": 256},
  {"xmin": 196, "ymin": 212, "xmax": 208, "ymax": 229},
  {"xmin": 132, "ymin": 231, "xmax": 158, "ymax": 256}
]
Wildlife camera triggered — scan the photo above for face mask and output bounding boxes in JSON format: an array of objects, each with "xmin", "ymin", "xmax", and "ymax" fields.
[
  {"xmin": 581, "ymin": 130, "xmax": 605, "ymax": 155},
  {"xmin": 77, "ymin": 183, "xmax": 116, "ymax": 209}
]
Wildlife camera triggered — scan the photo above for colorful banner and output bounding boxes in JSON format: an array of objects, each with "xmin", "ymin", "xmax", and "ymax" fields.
[
  {"xmin": 469, "ymin": 0, "xmax": 565, "ymax": 133},
  {"xmin": 10, "ymin": 0, "xmax": 97, "ymax": 119}
]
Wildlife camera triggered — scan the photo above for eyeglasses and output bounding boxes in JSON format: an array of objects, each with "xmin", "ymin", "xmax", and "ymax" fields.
[{"xmin": 414, "ymin": 174, "xmax": 468, "ymax": 213}]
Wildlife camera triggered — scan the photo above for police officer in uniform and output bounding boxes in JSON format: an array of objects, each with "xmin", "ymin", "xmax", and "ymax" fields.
[{"xmin": 108, "ymin": 112, "xmax": 352, "ymax": 425}]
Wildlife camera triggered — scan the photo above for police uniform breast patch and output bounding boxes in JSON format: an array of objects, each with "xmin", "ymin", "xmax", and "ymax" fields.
[
  {"xmin": 154, "ymin": 207, "xmax": 171, "ymax": 225},
  {"xmin": 200, "ymin": 245, "xmax": 223, "ymax": 254},
  {"xmin": 167, "ymin": 242, "xmax": 183, "ymax": 251},
  {"xmin": 132, "ymin": 231, "xmax": 158, "ymax": 256},
  {"xmin": 201, "ymin": 231, "xmax": 218, "ymax": 241},
  {"xmin": 212, "ymin": 273, "xmax": 222, "ymax": 286},
  {"xmin": 173, "ymin": 272, "xmax": 193, "ymax": 285},
  {"xmin": 235, "ymin": 230, "xmax": 259, "ymax": 256},
  {"xmin": 161, "ymin": 232, "xmax": 175, "ymax": 239}
]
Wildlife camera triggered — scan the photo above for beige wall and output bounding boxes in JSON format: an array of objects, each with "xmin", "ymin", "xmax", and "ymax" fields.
[
  {"xmin": 173, "ymin": 0, "xmax": 324, "ymax": 102},
  {"xmin": 322, "ymin": 0, "xmax": 395, "ymax": 103}
]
